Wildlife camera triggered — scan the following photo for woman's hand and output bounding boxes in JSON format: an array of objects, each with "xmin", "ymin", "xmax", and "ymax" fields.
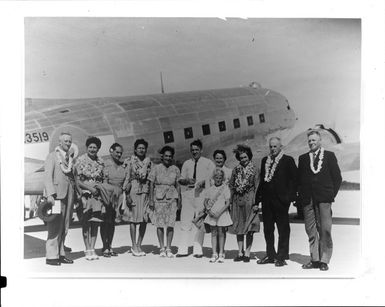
[
  {"xmin": 208, "ymin": 209, "xmax": 215, "ymax": 217},
  {"xmin": 149, "ymin": 199, "xmax": 155, "ymax": 210}
]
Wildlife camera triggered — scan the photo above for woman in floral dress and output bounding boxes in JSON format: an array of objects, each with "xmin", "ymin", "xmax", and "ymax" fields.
[
  {"xmin": 75, "ymin": 136, "xmax": 105, "ymax": 260},
  {"xmin": 124, "ymin": 139, "xmax": 152, "ymax": 257},
  {"xmin": 100, "ymin": 142, "xmax": 129, "ymax": 257},
  {"xmin": 228, "ymin": 144, "xmax": 260, "ymax": 263},
  {"xmin": 148, "ymin": 146, "xmax": 181, "ymax": 258}
]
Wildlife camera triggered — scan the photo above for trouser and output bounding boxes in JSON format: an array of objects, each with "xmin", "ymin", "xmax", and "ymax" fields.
[
  {"xmin": 178, "ymin": 190, "xmax": 205, "ymax": 255},
  {"xmin": 46, "ymin": 186, "xmax": 75, "ymax": 260},
  {"xmin": 303, "ymin": 199, "xmax": 333, "ymax": 264},
  {"xmin": 262, "ymin": 196, "xmax": 290, "ymax": 261}
]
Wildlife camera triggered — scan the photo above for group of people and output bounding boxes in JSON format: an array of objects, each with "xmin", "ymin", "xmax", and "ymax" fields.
[{"xmin": 43, "ymin": 130, "xmax": 342, "ymax": 271}]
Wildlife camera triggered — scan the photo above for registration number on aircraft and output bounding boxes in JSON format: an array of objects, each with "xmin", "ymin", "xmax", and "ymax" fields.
[{"xmin": 25, "ymin": 131, "xmax": 49, "ymax": 144}]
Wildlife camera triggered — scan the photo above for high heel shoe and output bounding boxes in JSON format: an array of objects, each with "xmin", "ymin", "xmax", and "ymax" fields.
[{"xmin": 85, "ymin": 250, "xmax": 93, "ymax": 261}]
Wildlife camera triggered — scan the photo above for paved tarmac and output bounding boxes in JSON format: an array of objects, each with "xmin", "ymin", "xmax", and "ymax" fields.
[{"xmin": 23, "ymin": 191, "xmax": 361, "ymax": 278}]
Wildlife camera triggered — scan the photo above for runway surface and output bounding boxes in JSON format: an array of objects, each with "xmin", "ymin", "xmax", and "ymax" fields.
[{"xmin": 23, "ymin": 190, "xmax": 361, "ymax": 278}]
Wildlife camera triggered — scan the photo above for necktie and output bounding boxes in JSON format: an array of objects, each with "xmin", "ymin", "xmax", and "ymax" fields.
[
  {"xmin": 313, "ymin": 152, "xmax": 318, "ymax": 168},
  {"xmin": 193, "ymin": 159, "xmax": 198, "ymax": 180}
]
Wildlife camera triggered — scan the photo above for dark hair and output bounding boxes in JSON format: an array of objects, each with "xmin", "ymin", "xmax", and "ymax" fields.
[
  {"xmin": 190, "ymin": 139, "xmax": 203, "ymax": 149},
  {"xmin": 159, "ymin": 145, "xmax": 175, "ymax": 156},
  {"xmin": 233, "ymin": 144, "xmax": 253, "ymax": 161},
  {"xmin": 110, "ymin": 142, "xmax": 123, "ymax": 152},
  {"xmin": 213, "ymin": 149, "xmax": 227, "ymax": 161},
  {"xmin": 86, "ymin": 136, "xmax": 102, "ymax": 149},
  {"xmin": 134, "ymin": 138, "xmax": 148, "ymax": 150}
]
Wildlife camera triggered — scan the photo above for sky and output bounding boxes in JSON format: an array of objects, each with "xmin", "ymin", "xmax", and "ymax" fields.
[{"xmin": 25, "ymin": 18, "xmax": 361, "ymax": 142}]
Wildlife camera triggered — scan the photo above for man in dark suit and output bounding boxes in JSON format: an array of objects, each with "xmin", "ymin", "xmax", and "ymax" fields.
[
  {"xmin": 256, "ymin": 137, "xmax": 297, "ymax": 267},
  {"xmin": 298, "ymin": 130, "xmax": 342, "ymax": 271},
  {"xmin": 44, "ymin": 132, "xmax": 76, "ymax": 265}
]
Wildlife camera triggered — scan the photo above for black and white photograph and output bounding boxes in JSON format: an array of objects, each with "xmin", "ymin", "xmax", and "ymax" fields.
[
  {"xmin": 1, "ymin": 1, "xmax": 385, "ymax": 306},
  {"xmin": 23, "ymin": 17, "xmax": 361, "ymax": 277}
]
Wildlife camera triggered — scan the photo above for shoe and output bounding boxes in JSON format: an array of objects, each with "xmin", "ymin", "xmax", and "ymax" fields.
[
  {"xmin": 90, "ymin": 249, "xmax": 99, "ymax": 260},
  {"xmin": 217, "ymin": 255, "xmax": 225, "ymax": 263},
  {"xmin": 46, "ymin": 259, "xmax": 61, "ymax": 266},
  {"xmin": 165, "ymin": 249, "xmax": 174, "ymax": 258},
  {"xmin": 64, "ymin": 245, "xmax": 72, "ymax": 252},
  {"xmin": 243, "ymin": 256, "xmax": 251, "ymax": 263},
  {"xmin": 109, "ymin": 249, "xmax": 118, "ymax": 257},
  {"xmin": 275, "ymin": 260, "xmax": 287, "ymax": 267},
  {"xmin": 132, "ymin": 249, "xmax": 141, "ymax": 257},
  {"xmin": 233, "ymin": 254, "xmax": 245, "ymax": 262},
  {"xmin": 319, "ymin": 262, "xmax": 329, "ymax": 271},
  {"xmin": 159, "ymin": 248, "xmax": 166, "ymax": 257},
  {"xmin": 209, "ymin": 254, "xmax": 218, "ymax": 263},
  {"xmin": 103, "ymin": 249, "xmax": 111, "ymax": 258},
  {"xmin": 139, "ymin": 251, "xmax": 146, "ymax": 256},
  {"xmin": 257, "ymin": 256, "xmax": 275, "ymax": 264},
  {"xmin": 193, "ymin": 254, "xmax": 203, "ymax": 258},
  {"xmin": 176, "ymin": 253, "xmax": 189, "ymax": 258},
  {"xmin": 59, "ymin": 256, "xmax": 74, "ymax": 264},
  {"xmin": 85, "ymin": 250, "xmax": 93, "ymax": 261},
  {"xmin": 302, "ymin": 261, "xmax": 320, "ymax": 269}
]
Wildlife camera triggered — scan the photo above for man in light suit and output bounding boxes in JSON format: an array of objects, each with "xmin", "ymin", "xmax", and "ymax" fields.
[
  {"xmin": 44, "ymin": 132, "xmax": 76, "ymax": 265},
  {"xmin": 256, "ymin": 137, "xmax": 297, "ymax": 267},
  {"xmin": 298, "ymin": 130, "xmax": 342, "ymax": 271},
  {"xmin": 177, "ymin": 139, "xmax": 215, "ymax": 257}
]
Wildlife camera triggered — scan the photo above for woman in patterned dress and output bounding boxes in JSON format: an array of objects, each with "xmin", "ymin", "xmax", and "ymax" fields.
[
  {"xmin": 75, "ymin": 136, "xmax": 105, "ymax": 260},
  {"xmin": 124, "ymin": 139, "xmax": 152, "ymax": 257},
  {"xmin": 228, "ymin": 144, "xmax": 260, "ymax": 263},
  {"xmin": 148, "ymin": 146, "xmax": 181, "ymax": 258},
  {"xmin": 100, "ymin": 143, "xmax": 129, "ymax": 257}
]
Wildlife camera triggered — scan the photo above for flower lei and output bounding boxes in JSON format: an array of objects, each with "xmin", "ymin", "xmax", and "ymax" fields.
[
  {"xmin": 309, "ymin": 147, "xmax": 324, "ymax": 174},
  {"xmin": 126, "ymin": 155, "xmax": 151, "ymax": 181},
  {"xmin": 234, "ymin": 162, "xmax": 255, "ymax": 194},
  {"xmin": 264, "ymin": 150, "xmax": 284, "ymax": 182},
  {"xmin": 55, "ymin": 143, "xmax": 78, "ymax": 174},
  {"xmin": 77, "ymin": 154, "xmax": 104, "ymax": 183}
]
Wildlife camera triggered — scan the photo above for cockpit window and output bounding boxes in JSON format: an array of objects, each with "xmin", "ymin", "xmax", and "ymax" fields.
[
  {"xmin": 218, "ymin": 121, "xmax": 226, "ymax": 132},
  {"xmin": 184, "ymin": 127, "xmax": 193, "ymax": 139},
  {"xmin": 163, "ymin": 131, "xmax": 174, "ymax": 144},
  {"xmin": 247, "ymin": 116, "xmax": 254, "ymax": 126}
]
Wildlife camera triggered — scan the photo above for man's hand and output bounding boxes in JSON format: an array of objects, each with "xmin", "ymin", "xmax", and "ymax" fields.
[
  {"xmin": 149, "ymin": 200, "xmax": 155, "ymax": 210},
  {"xmin": 252, "ymin": 205, "xmax": 259, "ymax": 213}
]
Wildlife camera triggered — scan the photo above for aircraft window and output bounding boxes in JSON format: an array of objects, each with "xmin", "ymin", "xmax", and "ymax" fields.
[
  {"xmin": 259, "ymin": 113, "xmax": 265, "ymax": 123},
  {"xmin": 202, "ymin": 124, "xmax": 211, "ymax": 136},
  {"xmin": 218, "ymin": 121, "xmax": 226, "ymax": 132},
  {"xmin": 163, "ymin": 131, "xmax": 174, "ymax": 144},
  {"xmin": 233, "ymin": 118, "xmax": 240, "ymax": 129},
  {"xmin": 184, "ymin": 127, "xmax": 194, "ymax": 139},
  {"xmin": 247, "ymin": 116, "xmax": 254, "ymax": 126}
]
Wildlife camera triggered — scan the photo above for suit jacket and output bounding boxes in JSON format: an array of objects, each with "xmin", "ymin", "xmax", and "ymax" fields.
[
  {"xmin": 256, "ymin": 154, "xmax": 297, "ymax": 204},
  {"xmin": 44, "ymin": 151, "xmax": 75, "ymax": 200},
  {"xmin": 297, "ymin": 150, "xmax": 342, "ymax": 205}
]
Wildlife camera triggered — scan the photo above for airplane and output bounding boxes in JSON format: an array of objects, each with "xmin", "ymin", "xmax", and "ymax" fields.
[
  {"xmin": 24, "ymin": 81, "xmax": 297, "ymax": 195},
  {"xmin": 24, "ymin": 82, "xmax": 360, "ymax": 201}
]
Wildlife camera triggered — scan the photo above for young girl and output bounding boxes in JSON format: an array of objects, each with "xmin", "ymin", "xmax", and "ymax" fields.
[{"xmin": 203, "ymin": 168, "xmax": 233, "ymax": 263}]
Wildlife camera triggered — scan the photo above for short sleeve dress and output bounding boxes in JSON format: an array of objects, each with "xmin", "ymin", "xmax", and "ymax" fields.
[
  {"xmin": 148, "ymin": 163, "xmax": 180, "ymax": 228},
  {"xmin": 75, "ymin": 153, "xmax": 105, "ymax": 222},
  {"xmin": 124, "ymin": 155, "xmax": 152, "ymax": 224},
  {"xmin": 203, "ymin": 184, "xmax": 232, "ymax": 227},
  {"xmin": 103, "ymin": 158, "xmax": 129, "ymax": 222},
  {"xmin": 228, "ymin": 161, "xmax": 260, "ymax": 235}
]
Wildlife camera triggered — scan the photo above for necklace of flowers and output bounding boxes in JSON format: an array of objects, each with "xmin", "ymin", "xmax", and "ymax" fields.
[
  {"xmin": 264, "ymin": 150, "xmax": 284, "ymax": 182},
  {"xmin": 309, "ymin": 147, "xmax": 324, "ymax": 174},
  {"xmin": 234, "ymin": 162, "xmax": 255, "ymax": 194},
  {"xmin": 55, "ymin": 144, "xmax": 78, "ymax": 174}
]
